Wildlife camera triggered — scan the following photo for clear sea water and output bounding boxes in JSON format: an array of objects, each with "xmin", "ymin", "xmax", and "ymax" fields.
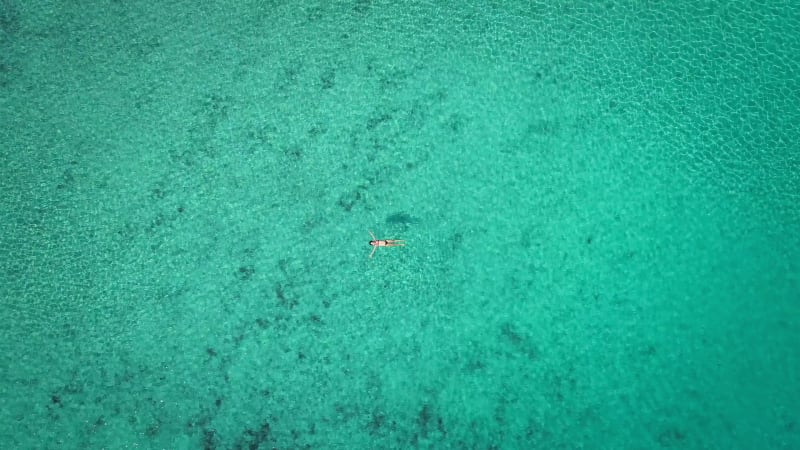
[{"xmin": 2, "ymin": 1, "xmax": 798, "ymax": 449}]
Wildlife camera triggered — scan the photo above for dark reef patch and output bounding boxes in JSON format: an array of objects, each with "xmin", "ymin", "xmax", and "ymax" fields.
[
  {"xmin": 202, "ymin": 428, "xmax": 218, "ymax": 450},
  {"xmin": 500, "ymin": 322, "xmax": 539, "ymax": 361},
  {"xmin": 337, "ymin": 185, "xmax": 368, "ymax": 212},
  {"xmin": 320, "ymin": 68, "xmax": 335, "ymax": 89},
  {"xmin": 657, "ymin": 427, "xmax": 686, "ymax": 447},
  {"xmin": 237, "ymin": 266, "xmax": 255, "ymax": 281},
  {"xmin": 234, "ymin": 422, "xmax": 273, "ymax": 450}
]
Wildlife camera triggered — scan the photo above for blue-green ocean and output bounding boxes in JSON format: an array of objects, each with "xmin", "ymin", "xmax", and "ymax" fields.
[{"xmin": 2, "ymin": 1, "xmax": 798, "ymax": 448}]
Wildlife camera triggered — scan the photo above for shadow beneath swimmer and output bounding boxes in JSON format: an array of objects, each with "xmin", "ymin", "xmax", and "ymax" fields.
[{"xmin": 385, "ymin": 212, "xmax": 420, "ymax": 230}]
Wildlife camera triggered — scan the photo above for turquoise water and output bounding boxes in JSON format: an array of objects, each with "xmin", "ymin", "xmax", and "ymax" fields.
[{"xmin": 2, "ymin": 1, "xmax": 798, "ymax": 448}]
